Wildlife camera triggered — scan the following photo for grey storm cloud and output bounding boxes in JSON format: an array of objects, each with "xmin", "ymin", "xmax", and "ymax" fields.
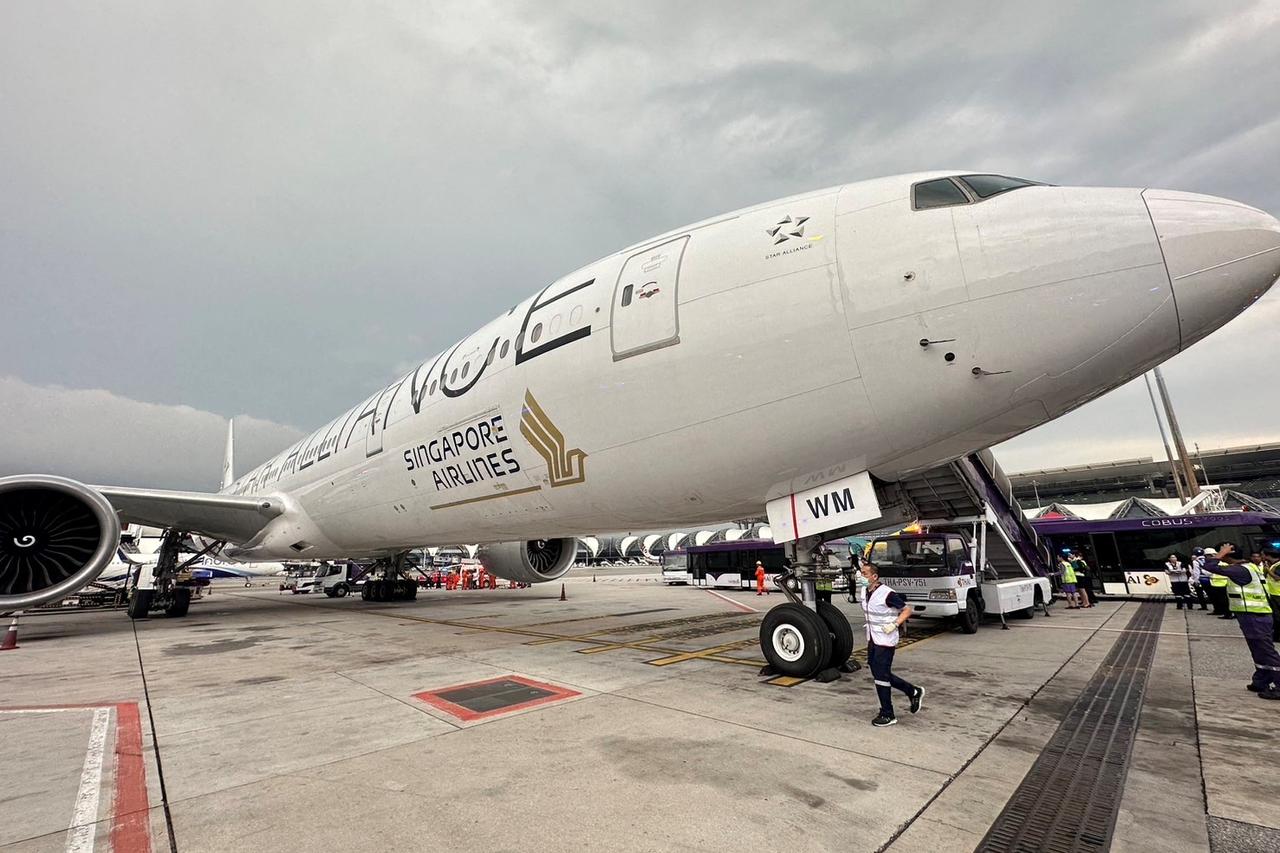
[{"xmin": 1, "ymin": 0, "xmax": 1278, "ymax": 489}]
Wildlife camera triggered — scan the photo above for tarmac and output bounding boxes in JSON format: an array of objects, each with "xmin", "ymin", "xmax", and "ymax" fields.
[{"xmin": 1, "ymin": 572, "xmax": 1278, "ymax": 853}]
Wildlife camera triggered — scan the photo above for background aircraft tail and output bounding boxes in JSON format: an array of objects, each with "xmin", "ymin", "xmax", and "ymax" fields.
[{"xmin": 221, "ymin": 418, "xmax": 235, "ymax": 491}]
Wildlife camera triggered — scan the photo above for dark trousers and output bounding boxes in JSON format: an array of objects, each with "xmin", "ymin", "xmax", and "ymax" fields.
[
  {"xmin": 1271, "ymin": 598, "xmax": 1280, "ymax": 641},
  {"xmin": 867, "ymin": 642, "xmax": 916, "ymax": 718},
  {"xmin": 1240, "ymin": 615, "xmax": 1280, "ymax": 690},
  {"xmin": 1171, "ymin": 580, "xmax": 1192, "ymax": 609},
  {"xmin": 1192, "ymin": 583, "xmax": 1210, "ymax": 610},
  {"xmin": 1209, "ymin": 585, "xmax": 1230, "ymax": 615}
]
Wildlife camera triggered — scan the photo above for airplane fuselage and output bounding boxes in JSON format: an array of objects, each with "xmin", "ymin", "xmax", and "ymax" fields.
[{"xmin": 224, "ymin": 172, "xmax": 1280, "ymax": 560}]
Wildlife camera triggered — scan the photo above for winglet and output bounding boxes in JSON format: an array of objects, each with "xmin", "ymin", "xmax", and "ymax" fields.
[{"xmin": 221, "ymin": 418, "xmax": 235, "ymax": 491}]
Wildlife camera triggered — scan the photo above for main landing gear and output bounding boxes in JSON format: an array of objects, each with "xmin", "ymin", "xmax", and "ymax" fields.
[
  {"xmin": 127, "ymin": 529, "xmax": 218, "ymax": 619},
  {"xmin": 758, "ymin": 536, "xmax": 858, "ymax": 681},
  {"xmin": 360, "ymin": 552, "xmax": 418, "ymax": 602}
]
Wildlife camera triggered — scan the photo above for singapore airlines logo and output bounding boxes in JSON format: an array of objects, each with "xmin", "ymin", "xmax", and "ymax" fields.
[{"xmin": 520, "ymin": 390, "xmax": 587, "ymax": 487}]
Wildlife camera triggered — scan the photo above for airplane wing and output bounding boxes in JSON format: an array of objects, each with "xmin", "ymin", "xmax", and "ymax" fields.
[{"xmin": 96, "ymin": 486, "xmax": 285, "ymax": 544}]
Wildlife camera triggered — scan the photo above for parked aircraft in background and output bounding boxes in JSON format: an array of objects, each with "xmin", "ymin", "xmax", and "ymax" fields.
[{"xmin": 1, "ymin": 171, "xmax": 1276, "ymax": 671}]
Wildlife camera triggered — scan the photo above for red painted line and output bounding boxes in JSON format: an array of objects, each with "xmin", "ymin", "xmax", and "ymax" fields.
[
  {"xmin": 790, "ymin": 492, "xmax": 799, "ymax": 538},
  {"xmin": 413, "ymin": 675, "xmax": 580, "ymax": 723},
  {"xmin": 111, "ymin": 702, "xmax": 152, "ymax": 853},
  {"xmin": 703, "ymin": 589, "xmax": 758, "ymax": 613},
  {"xmin": 0, "ymin": 701, "xmax": 152, "ymax": 853}
]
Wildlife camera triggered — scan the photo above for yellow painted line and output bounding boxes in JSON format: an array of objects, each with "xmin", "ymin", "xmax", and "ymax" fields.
[
  {"xmin": 577, "ymin": 636, "xmax": 664, "ymax": 655},
  {"xmin": 646, "ymin": 641, "xmax": 753, "ymax": 667},
  {"xmin": 429, "ymin": 484, "xmax": 542, "ymax": 511}
]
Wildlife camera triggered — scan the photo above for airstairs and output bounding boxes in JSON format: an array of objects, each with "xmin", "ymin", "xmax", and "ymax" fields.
[{"xmin": 893, "ymin": 449, "xmax": 1052, "ymax": 580}]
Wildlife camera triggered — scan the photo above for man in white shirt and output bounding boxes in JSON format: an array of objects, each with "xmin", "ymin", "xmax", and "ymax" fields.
[{"xmin": 859, "ymin": 560, "xmax": 924, "ymax": 727}]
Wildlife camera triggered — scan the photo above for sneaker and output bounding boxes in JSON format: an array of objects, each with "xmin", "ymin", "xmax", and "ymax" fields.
[
  {"xmin": 910, "ymin": 687, "xmax": 925, "ymax": 714},
  {"xmin": 872, "ymin": 714, "xmax": 897, "ymax": 727},
  {"xmin": 1248, "ymin": 683, "xmax": 1260, "ymax": 692},
  {"xmin": 1259, "ymin": 690, "xmax": 1280, "ymax": 701}
]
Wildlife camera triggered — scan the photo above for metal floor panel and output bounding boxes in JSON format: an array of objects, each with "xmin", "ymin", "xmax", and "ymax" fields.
[{"xmin": 977, "ymin": 602, "xmax": 1164, "ymax": 853}]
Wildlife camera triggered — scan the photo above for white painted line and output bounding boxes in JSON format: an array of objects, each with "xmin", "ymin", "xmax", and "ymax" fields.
[
  {"xmin": 65, "ymin": 706, "xmax": 111, "ymax": 853},
  {"xmin": 703, "ymin": 589, "xmax": 758, "ymax": 613}
]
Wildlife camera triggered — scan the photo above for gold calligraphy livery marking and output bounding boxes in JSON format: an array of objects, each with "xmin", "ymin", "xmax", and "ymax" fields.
[{"xmin": 519, "ymin": 390, "xmax": 587, "ymax": 487}]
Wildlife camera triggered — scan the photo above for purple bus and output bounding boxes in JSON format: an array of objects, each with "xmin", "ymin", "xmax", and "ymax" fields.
[{"xmin": 1030, "ymin": 511, "xmax": 1280, "ymax": 597}]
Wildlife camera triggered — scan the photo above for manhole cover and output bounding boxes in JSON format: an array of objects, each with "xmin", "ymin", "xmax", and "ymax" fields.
[{"xmin": 413, "ymin": 676, "xmax": 579, "ymax": 721}]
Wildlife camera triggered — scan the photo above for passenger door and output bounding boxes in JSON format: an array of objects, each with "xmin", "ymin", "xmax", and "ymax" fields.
[{"xmin": 610, "ymin": 236, "xmax": 689, "ymax": 360}]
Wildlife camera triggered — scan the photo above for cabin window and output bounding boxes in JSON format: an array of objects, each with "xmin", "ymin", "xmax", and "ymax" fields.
[
  {"xmin": 957, "ymin": 174, "xmax": 1038, "ymax": 199},
  {"xmin": 531, "ymin": 323, "xmax": 543, "ymax": 344},
  {"xmin": 461, "ymin": 362, "xmax": 470, "ymax": 379},
  {"xmin": 500, "ymin": 340, "xmax": 510, "ymax": 359},
  {"xmin": 912, "ymin": 178, "xmax": 970, "ymax": 210},
  {"xmin": 621, "ymin": 284, "xmax": 635, "ymax": 307}
]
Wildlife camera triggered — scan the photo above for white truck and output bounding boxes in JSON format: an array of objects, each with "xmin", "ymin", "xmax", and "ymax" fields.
[
  {"xmin": 867, "ymin": 517, "xmax": 1052, "ymax": 633},
  {"xmin": 311, "ymin": 562, "xmax": 367, "ymax": 598}
]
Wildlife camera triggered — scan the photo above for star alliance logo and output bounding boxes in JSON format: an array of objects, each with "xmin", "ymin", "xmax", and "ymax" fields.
[
  {"xmin": 766, "ymin": 215, "xmax": 808, "ymax": 245},
  {"xmin": 764, "ymin": 214, "xmax": 822, "ymax": 260}
]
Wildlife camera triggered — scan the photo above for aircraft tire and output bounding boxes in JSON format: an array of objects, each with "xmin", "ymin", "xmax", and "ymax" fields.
[
  {"xmin": 816, "ymin": 600, "xmax": 854, "ymax": 668},
  {"xmin": 164, "ymin": 588, "xmax": 191, "ymax": 617},
  {"xmin": 959, "ymin": 594, "xmax": 981, "ymax": 634},
  {"xmin": 760, "ymin": 603, "xmax": 831, "ymax": 678},
  {"xmin": 127, "ymin": 589, "xmax": 153, "ymax": 620},
  {"xmin": 334, "ymin": 584, "xmax": 349, "ymax": 598}
]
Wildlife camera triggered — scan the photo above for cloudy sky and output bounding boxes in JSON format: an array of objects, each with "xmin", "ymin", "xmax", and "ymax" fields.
[{"xmin": 2, "ymin": 1, "xmax": 1278, "ymax": 490}]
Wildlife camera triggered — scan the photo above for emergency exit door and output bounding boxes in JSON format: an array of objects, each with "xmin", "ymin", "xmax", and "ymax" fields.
[{"xmin": 611, "ymin": 235, "xmax": 689, "ymax": 360}]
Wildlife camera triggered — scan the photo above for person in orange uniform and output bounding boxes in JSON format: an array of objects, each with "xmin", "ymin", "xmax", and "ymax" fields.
[{"xmin": 755, "ymin": 561, "xmax": 770, "ymax": 595}]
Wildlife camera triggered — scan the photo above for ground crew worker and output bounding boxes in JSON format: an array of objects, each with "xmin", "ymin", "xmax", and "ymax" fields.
[
  {"xmin": 755, "ymin": 561, "xmax": 767, "ymax": 596},
  {"xmin": 1204, "ymin": 546, "xmax": 1233, "ymax": 619},
  {"xmin": 1070, "ymin": 552, "xmax": 1094, "ymax": 607},
  {"xmin": 1266, "ymin": 549, "xmax": 1280, "ymax": 642},
  {"xmin": 859, "ymin": 560, "xmax": 924, "ymax": 727},
  {"xmin": 1059, "ymin": 556, "xmax": 1081, "ymax": 608},
  {"xmin": 1205, "ymin": 543, "xmax": 1280, "ymax": 699},
  {"xmin": 1165, "ymin": 553, "xmax": 1192, "ymax": 609},
  {"xmin": 1190, "ymin": 548, "xmax": 1211, "ymax": 611}
]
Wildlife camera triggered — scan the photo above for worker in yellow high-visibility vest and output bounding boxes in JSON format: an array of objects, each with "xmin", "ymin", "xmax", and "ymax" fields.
[
  {"xmin": 1204, "ymin": 546, "xmax": 1233, "ymax": 619},
  {"xmin": 1206, "ymin": 544, "xmax": 1280, "ymax": 699},
  {"xmin": 1265, "ymin": 548, "xmax": 1280, "ymax": 643}
]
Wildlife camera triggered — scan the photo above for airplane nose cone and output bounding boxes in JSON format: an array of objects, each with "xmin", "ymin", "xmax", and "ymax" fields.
[{"xmin": 1144, "ymin": 190, "xmax": 1280, "ymax": 349}]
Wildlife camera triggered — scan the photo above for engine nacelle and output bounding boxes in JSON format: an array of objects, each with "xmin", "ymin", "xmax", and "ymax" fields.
[
  {"xmin": 0, "ymin": 475, "xmax": 121, "ymax": 609},
  {"xmin": 477, "ymin": 538, "xmax": 577, "ymax": 584}
]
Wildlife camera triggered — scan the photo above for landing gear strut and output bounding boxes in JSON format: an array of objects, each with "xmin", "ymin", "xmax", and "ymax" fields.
[
  {"xmin": 127, "ymin": 529, "xmax": 217, "ymax": 619},
  {"xmin": 360, "ymin": 552, "xmax": 418, "ymax": 602},
  {"xmin": 758, "ymin": 535, "xmax": 857, "ymax": 680}
]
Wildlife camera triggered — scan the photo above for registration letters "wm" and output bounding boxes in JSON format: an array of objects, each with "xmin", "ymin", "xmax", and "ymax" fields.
[
  {"xmin": 805, "ymin": 487, "xmax": 856, "ymax": 519},
  {"xmin": 766, "ymin": 470, "xmax": 882, "ymax": 543}
]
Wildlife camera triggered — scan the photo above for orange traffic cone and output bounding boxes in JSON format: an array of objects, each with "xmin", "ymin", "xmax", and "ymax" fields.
[
  {"xmin": 0, "ymin": 613, "xmax": 19, "ymax": 651},
  {"xmin": 559, "ymin": 583, "xmax": 566, "ymax": 601}
]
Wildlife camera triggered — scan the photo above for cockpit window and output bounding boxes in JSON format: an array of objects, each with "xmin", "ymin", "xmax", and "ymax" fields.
[
  {"xmin": 957, "ymin": 174, "xmax": 1038, "ymax": 199},
  {"xmin": 912, "ymin": 178, "xmax": 969, "ymax": 210}
]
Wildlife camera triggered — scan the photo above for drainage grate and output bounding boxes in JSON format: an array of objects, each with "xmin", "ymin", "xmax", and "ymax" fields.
[
  {"xmin": 978, "ymin": 602, "xmax": 1164, "ymax": 853},
  {"xmin": 413, "ymin": 675, "xmax": 580, "ymax": 722}
]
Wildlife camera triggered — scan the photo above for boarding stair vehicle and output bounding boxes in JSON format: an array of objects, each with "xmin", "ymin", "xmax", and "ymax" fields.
[{"xmin": 866, "ymin": 451, "xmax": 1054, "ymax": 633}]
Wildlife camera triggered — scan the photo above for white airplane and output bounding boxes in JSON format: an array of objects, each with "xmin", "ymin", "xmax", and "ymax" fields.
[
  {"xmin": 1, "ymin": 172, "xmax": 1277, "ymax": 675},
  {"xmin": 96, "ymin": 549, "xmax": 288, "ymax": 587}
]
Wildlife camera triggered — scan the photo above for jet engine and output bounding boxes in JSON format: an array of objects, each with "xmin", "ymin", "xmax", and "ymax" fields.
[
  {"xmin": 477, "ymin": 538, "xmax": 577, "ymax": 584},
  {"xmin": 0, "ymin": 475, "xmax": 121, "ymax": 609}
]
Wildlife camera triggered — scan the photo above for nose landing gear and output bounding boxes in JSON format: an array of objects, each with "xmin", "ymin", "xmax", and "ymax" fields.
[{"xmin": 758, "ymin": 535, "xmax": 857, "ymax": 680}]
